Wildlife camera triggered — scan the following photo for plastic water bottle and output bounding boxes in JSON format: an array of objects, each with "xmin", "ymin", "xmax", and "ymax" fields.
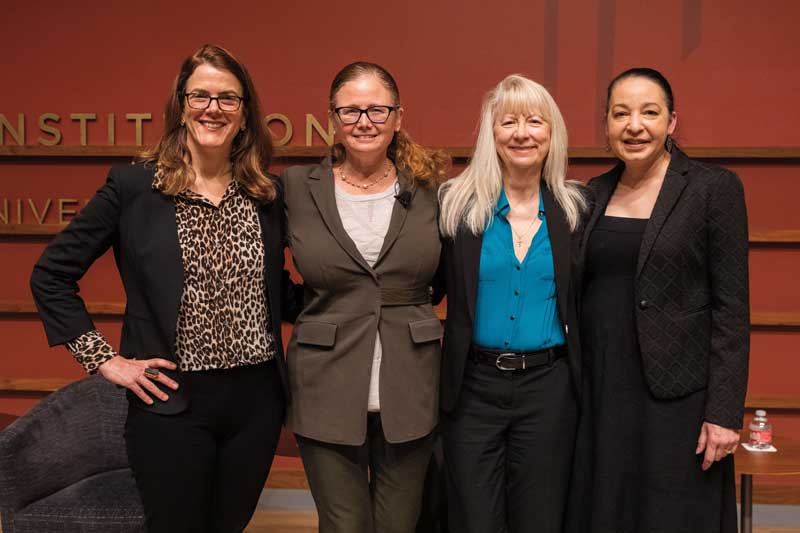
[{"xmin": 749, "ymin": 409, "xmax": 773, "ymax": 449}]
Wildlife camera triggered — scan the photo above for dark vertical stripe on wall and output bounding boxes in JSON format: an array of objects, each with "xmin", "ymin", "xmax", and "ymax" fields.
[
  {"xmin": 596, "ymin": 0, "xmax": 615, "ymax": 144},
  {"xmin": 682, "ymin": 0, "xmax": 703, "ymax": 58},
  {"xmin": 543, "ymin": 0, "xmax": 559, "ymax": 95}
]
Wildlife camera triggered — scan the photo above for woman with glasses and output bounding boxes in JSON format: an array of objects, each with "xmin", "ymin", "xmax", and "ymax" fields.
[
  {"xmin": 437, "ymin": 75, "xmax": 585, "ymax": 533},
  {"xmin": 281, "ymin": 61, "xmax": 450, "ymax": 533},
  {"xmin": 30, "ymin": 44, "xmax": 288, "ymax": 532}
]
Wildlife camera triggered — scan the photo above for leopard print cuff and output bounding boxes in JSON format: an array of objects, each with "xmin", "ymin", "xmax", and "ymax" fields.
[{"xmin": 65, "ymin": 330, "xmax": 118, "ymax": 374}]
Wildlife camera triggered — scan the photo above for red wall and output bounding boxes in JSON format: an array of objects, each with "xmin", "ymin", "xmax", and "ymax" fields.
[{"xmin": 2, "ymin": 1, "xmax": 800, "ymax": 447}]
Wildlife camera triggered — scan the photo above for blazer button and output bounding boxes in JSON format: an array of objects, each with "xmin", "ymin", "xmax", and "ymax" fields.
[{"xmin": 638, "ymin": 299, "xmax": 649, "ymax": 310}]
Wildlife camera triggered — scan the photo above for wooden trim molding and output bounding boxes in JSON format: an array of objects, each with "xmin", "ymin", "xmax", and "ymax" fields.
[
  {"xmin": 4, "ymin": 224, "xmax": 800, "ymax": 244},
  {"xmin": 0, "ymin": 378, "xmax": 72, "ymax": 393},
  {"xmin": 749, "ymin": 230, "xmax": 800, "ymax": 243},
  {"xmin": 0, "ymin": 224, "xmax": 66, "ymax": 236},
  {"xmin": 745, "ymin": 394, "xmax": 800, "ymax": 410},
  {"xmin": 0, "ymin": 300, "xmax": 125, "ymax": 315},
  {"xmin": 0, "ymin": 145, "xmax": 329, "ymax": 158},
  {"xmin": 751, "ymin": 312, "xmax": 800, "ymax": 328},
  {"xmin": 3, "ymin": 145, "xmax": 800, "ymax": 159}
]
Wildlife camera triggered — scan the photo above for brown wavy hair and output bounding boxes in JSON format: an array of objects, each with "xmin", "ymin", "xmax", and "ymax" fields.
[
  {"xmin": 140, "ymin": 44, "xmax": 276, "ymax": 202},
  {"xmin": 329, "ymin": 62, "xmax": 450, "ymax": 188}
]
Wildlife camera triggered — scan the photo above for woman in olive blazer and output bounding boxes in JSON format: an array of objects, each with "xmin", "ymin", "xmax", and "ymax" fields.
[
  {"xmin": 281, "ymin": 61, "xmax": 450, "ymax": 533},
  {"xmin": 282, "ymin": 158, "xmax": 444, "ymax": 445}
]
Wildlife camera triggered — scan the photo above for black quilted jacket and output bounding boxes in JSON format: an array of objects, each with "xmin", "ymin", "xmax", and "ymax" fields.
[{"xmin": 579, "ymin": 149, "xmax": 750, "ymax": 429}]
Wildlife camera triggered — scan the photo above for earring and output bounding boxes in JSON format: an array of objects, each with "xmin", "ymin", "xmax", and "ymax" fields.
[
  {"xmin": 665, "ymin": 135, "xmax": 674, "ymax": 152},
  {"xmin": 240, "ymin": 125, "xmax": 246, "ymax": 132},
  {"xmin": 180, "ymin": 118, "xmax": 185, "ymax": 126},
  {"xmin": 603, "ymin": 141, "xmax": 612, "ymax": 152}
]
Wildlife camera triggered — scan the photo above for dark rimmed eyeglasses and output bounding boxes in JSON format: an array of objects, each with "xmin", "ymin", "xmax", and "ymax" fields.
[
  {"xmin": 333, "ymin": 105, "xmax": 399, "ymax": 124},
  {"xmin": 184, "ymin": 92, "xmax": 245, "ymax": 112}
]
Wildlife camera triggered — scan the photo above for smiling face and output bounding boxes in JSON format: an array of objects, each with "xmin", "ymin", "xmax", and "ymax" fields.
[
  {"xmin": 606, "ymin": 76, "xmax": 677, "ymax": 165},
  {"xmin": 182, "ymin": 63, "xmax": 245, "ymax": 159},
  {"xmin": 331, "ymin": 74, "xmax": 402, "ymax": 159},
  {"xmin": 493, "ymin": 109, "xmax": 551, "ymax": 176}
]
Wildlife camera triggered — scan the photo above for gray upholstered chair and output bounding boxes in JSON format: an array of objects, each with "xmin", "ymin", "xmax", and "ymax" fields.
[{"xmin": 0, "ymin": 375, "xmax": 146, "ymax": 532}]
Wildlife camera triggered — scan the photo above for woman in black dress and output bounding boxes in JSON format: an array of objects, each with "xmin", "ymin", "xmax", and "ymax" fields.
[{"xmin": 573, "ymin": 68, "xmax": 749, "ymax": 532}]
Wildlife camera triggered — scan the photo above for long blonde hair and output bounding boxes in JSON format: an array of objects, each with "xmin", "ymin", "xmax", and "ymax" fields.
[{"xmin": 439, "ymin": 74, "xmax": 584, "ymax": 236}]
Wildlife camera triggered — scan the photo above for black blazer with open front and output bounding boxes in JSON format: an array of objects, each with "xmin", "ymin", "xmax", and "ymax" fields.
[
  {"xmin": 579, "ymin": 149, "xmax": 750, "ymax": 428},
  {"xmin": 30, "ymin": 163, "xmax": 290, "ymax": 415}
]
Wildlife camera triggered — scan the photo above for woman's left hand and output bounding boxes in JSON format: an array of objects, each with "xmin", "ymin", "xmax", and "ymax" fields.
[{"xmin": 696, "ymin": 421, "xmax": 740, "ymax": 470}]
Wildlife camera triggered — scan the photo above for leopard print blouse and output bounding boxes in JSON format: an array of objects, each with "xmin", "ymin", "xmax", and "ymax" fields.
[{"xmin": 66, "ymin": 179, "xmax": 276, "ymax": 373}]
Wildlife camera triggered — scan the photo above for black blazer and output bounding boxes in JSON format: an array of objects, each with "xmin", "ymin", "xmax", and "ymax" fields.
[
  {"xmin": 439, "ymin": 183, "xmax": 582, "ymax": 413},
  {"xmin": 580, "ymin": 149, "xmax": 750, "ymax": 428},
  {"xmin": 30, "ymin": 163, "xmax": 290, "ymax": 415}
]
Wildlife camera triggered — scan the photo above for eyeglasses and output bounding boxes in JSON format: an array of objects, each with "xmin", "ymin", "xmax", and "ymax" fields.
[
  {"xmin": 184, "ymin": 92, "xmax": 245, "ymax": 112},
  {"xmin": 333, "ymin": 106, "xmax": 399, "ymax": 125}
]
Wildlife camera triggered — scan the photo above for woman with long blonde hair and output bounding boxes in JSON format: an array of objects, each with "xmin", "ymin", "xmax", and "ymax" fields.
[{"xmin": 438, "ymin": 74, "xmax": 584, "ymax": 533}]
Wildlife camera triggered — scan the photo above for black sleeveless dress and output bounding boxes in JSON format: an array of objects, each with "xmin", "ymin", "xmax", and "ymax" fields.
[{"xmin": 579, "ymin": 215, "xmax": 736, "ymax": 533}]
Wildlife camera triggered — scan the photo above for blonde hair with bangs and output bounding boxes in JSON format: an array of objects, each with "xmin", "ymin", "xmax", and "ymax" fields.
[{"xmin": 439, "ymin": 74, "xmax": 585, "ymax": 237}]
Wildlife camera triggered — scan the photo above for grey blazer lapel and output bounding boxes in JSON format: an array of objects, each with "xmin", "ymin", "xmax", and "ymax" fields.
[
  {"xmin": 375, "ymin": 171, "xmax": 412, "ymax": 266},
  {"xmin": 636, "ymin": 151, "xmax": 690, "ymax": 278},
  {"xmin": 307, "ymin": 158, "xmax": 376, "ymax": 277}
]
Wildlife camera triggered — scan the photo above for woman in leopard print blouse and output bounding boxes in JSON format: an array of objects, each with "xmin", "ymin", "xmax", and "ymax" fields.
[{"xmin": 30, "ymin": 45, "xmax": 289, "ymax": 533}]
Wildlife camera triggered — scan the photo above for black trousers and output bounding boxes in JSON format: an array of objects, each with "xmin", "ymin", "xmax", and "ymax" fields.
[
  {"xmin": 124, "ymin": 360, "xmax": 285, "ymax": 533},
  {"xmin": 296, "ymin": 413, "xmax": 434, "ymax": 533},
  {"xmin": 441, "ymin": 355, "xmax": 577, "ymax": 533}
]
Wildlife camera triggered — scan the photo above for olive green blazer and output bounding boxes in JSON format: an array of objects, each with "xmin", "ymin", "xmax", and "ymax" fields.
[{"xmin": 281, "ymin": 158, "xmax": 443, "ymax": 445}]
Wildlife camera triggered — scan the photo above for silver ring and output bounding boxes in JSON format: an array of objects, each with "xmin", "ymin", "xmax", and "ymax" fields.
[{"xmin": 144, "ymin": 367, "xmax": 160, "ymax": 379}]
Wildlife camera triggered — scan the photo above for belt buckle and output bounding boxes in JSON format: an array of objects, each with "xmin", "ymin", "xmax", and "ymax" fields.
[{"xmin": 495, "ymin": 353, "xmax": 524, "ymax": 371}]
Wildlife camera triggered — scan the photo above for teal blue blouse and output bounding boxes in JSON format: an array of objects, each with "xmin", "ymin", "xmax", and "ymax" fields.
[{"xmin": 472, "ymin": 188, "xmax": 565, "ymax": 351}]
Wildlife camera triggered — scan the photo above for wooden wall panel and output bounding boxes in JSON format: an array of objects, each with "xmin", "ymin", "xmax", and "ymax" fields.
[
  {"xmin": 750, "ymin": 250, "xmax": 800, "ymax": 313},
  {"xmin": 749, "ymin": 332, "xmax": 800, "ymax": 396},
  {"xmin": 0, "ymin": 320, "xmax": 119, "ymax": 378}
]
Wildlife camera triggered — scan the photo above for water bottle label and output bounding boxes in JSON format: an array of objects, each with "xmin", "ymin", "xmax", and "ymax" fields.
[{"xmin": 750, "ymin": 430, "xmax": 772, "ymax": 444}]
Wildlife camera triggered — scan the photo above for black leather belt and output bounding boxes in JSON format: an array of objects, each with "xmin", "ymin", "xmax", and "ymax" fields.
[{"xmin": 471, "ymin": 345, "xmax": 565, "ymax": 371}]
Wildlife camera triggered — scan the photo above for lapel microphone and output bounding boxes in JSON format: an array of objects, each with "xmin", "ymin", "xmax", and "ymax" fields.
[{"xmin": 394, "ymin": 181, "xmax": 412, "ymax": 208}]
